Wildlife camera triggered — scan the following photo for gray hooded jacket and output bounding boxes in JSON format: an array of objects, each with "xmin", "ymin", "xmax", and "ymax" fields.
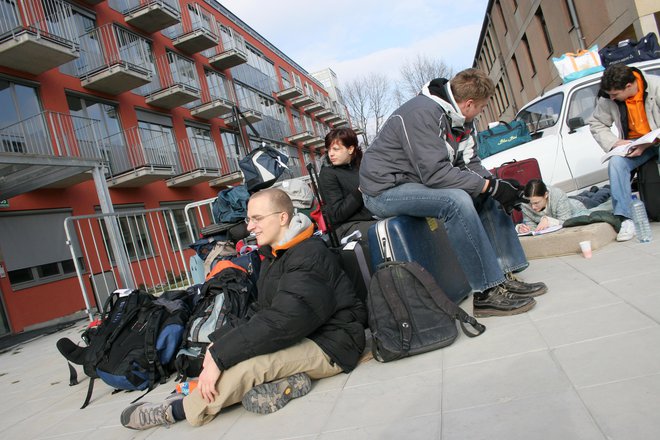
[{"xmin": 359, "ymin": 79, "xmax": 489, "ymax": 198}]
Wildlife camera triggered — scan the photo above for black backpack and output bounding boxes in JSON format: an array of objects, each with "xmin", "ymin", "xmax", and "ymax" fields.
[
  {"xmin": 57, "ymin": 289, "xmax": 190, "ymax": 408},
  {"xmin": 175, "ymin": 265, "xmax": 257, "ymax": 379},
  {"xmin": 368, "ymin": 261, "xmax": 486, "ymax": 362}
]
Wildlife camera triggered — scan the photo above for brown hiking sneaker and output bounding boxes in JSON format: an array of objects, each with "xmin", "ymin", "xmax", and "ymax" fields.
[
  {"xmin": 473, "ymin": 284, "xmax": 536, "ymax": 317},
  {"xmin": 504, "ymin": 273, "xmax": 548, "ymax": 297},
  {"xmin": 120, "ymin": 393, "xmax": 183, "ymax": 430},
  {"xmin": 242, "ymin": 373, "xmax": 312, "ymax": 414}
]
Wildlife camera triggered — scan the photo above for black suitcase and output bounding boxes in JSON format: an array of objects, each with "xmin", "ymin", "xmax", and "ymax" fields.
[
  {"xmin": 638, "ymin": 158, "xmax": 660, "ymax": 221},
  {"xmin": 368, "ymin": 216, "xmax": 472, "ymax": 304},
  {"xmin": 333, "ymin": 240, "xmax": 371, "ymax": 305}
]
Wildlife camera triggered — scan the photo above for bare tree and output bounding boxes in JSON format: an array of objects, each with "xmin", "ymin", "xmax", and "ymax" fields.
[
  {"xmin": 342, "ymin": 77, "xmax": 370, "ymax": 146},
  {"xmin": 398, "ymin": 54, "xmax": 454, "ymax": 101},
  {"xmin": 366, "ymin": 73, "xmax": 391, "ymax": 137}
]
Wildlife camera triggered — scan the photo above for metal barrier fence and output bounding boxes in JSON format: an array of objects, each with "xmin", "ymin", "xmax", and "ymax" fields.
[
  {"xmin": 0, "ymin": 0, "xmax": 79, "ymax": 48},
  {"xmin": 65, "ymin": 207, "xmax": 191, "ymax": 320}
]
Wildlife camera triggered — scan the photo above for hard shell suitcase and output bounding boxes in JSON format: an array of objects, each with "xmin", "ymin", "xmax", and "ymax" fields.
[
  {"xmin": 368, "ymin": 216, "xmax": 472, "ymax": 304},
  {"xmin": 637, "ymin": 158, "xmax": 660, "ymax": 221},
  {"xmin": 491, "ymin": 158, "xmax": 542, "ymax": 224}
]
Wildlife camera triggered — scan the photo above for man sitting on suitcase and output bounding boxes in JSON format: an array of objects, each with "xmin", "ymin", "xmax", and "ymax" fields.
[
  {"xmin": 587, "ymin": 63, "xmax": 660, "ymax": 241},
  {"xmin": 360, "ymin": 68, "xmax": 547, "ymax": 317},
  {"xmin": 121, "ymin": 188, "xmax": 367, "ymax": 430}
]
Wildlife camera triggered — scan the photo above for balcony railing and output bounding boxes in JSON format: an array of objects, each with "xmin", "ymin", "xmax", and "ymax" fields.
[
  {"xmin": 109, "ymin": 0, "xmax": 180, "ymax": 34},
  {"xmin": 0, "ymin": 111, "xmax": 103, "ymax": 160},
  {"xmin": 163, "ymin": 3, "xmax": 218, "ymax": 54},
  {"xmin": 145, "ymin": 52, "xmax": 200, "ymax": 108},
  {"xmin": 178, "ymin": 136, "xmax": 220, "ymax": 173},
  {"xmin": 190, "ymin": 73, "xmax": 234, "ymax": 119},
  {"xmin": 102, "ymin": 126, "xmax": 177, "ymax": 177},
  {"xmin": 77, "ymin": 23, "xmax": 152, "ymax": 95},
  {"xmin": 205, "ymin": 29, "xmax": 247, "ymax": 71},
  {"xmin": 0, "ymin": 0, "xmax": 80, "ymax": 74},
  {"xmin": 225, "ymin": 91, "xmax": 262, "ymax": 126}
]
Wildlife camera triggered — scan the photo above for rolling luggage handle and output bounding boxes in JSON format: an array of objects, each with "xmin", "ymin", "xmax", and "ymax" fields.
[{"xmin": 306, "ymin": 162, "xmax": 340, "ymax": 247}]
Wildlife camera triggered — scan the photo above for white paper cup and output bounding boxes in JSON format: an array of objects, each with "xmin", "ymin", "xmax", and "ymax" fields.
[{"xmin": 579, "ymin": 240, "xmax": 592, "ymax": 259}]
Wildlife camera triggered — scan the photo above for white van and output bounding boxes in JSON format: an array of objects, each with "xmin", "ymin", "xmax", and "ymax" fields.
[{"xmin": 480, "ymin": 59, "xmax": 660, "ymax": 193}]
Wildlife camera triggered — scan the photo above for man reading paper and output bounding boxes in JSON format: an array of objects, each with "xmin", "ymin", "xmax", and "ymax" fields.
[{"xmin": 587, "ymin": 64, "xmax": 660, "ymax": 242}]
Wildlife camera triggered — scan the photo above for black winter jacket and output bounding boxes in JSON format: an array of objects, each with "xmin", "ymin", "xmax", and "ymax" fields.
[
  {"xmin": 208, "ymin": 232, "xmax": 367, "ymax": 372},
  {"xmin": 319, "ymin": 157, "xmax": 374, "ymax": 230}
]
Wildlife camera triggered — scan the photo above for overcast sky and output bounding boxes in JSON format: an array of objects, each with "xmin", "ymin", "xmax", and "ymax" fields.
[{"xmin": 219, "ymin": 0, "xmax": 489, "ymax": 84}]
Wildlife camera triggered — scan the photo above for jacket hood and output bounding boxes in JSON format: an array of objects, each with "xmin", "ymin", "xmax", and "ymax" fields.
[
  {"xmin": 420, "ymin": 78, "xmax": 467, "ymax": 128},
  {"xmin": 271, "ymin": 212, "xmax": 314, "ymax": 254}
]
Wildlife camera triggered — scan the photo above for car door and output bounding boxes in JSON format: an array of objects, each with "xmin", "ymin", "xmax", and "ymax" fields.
[{"xmin": 559, "ymin": 80, "xmax": 610, "ymax": 191}]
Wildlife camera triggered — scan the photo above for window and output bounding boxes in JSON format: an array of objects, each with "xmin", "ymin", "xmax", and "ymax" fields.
[
  {"xmin": 186, "ymin": 125, "xmax": 217, "ymax": 169},
  {"xmin": 511, "ymin": 55, "xmax": 524, "ymax": 91},
  {"xmin": 221, "ymin": 131, "xmax": 242, "ymax": 173},
  {"xmin": 521, "ymin": 34, "xmax": 536, "ymax": 76},
  {"xmin": 0, "ymin": 211, "xmax": 82, "ymax": 288},
  {"xmin": 0, "ymin": 79, "xmax": 44, "ymax": 153},
  {"xmin": 495, "ymin": 1, "xmax": 507, "ymax": 34},
  {"xmin": 286, "ymin": 145, "xmax": 301, "ymax": 177},
  {"xmin": 291, "ymin": 109, "xmax": 303, "ymax": 134},
  {"xmin": 516, "ymin": 93, "xmax": 564, "ymax": 133},
  {"xmin": 59, "ymin": 6, "xmax": 96, "ymax": 77},
  {"xmin": 98, "ymin": 206, "xmax": 154, "ymax": 263},
  {"xmin": 567, "ymin": 84, "xmax": 599, "ymax": 124},
  {"xmin": 535, "ymin": 7, "xmax": 553, "ymax": 56},
  {"xmin": 205, "ymin": 70, "xmax": 231, "ymax": 101},
  {"xmin": 161, "ymin": 203, "xmax": 196, "ymax": 249},
  {"xmin": 279, "ymin": 67, "xmax": 291, "ymax": 89},
  {"xmin": 136, "ymin": 112, "xmax": 177, "ymax": 168}
]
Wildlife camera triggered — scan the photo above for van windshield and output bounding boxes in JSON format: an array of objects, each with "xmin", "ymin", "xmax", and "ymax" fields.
[{"xmin": 516, "ymin": 93, "xmax": 563, "ymax": 134}]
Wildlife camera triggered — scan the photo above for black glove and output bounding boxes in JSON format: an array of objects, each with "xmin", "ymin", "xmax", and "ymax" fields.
[{"xmin": 485, "ymin": 177, "xmax": 529, "ymax": 214}]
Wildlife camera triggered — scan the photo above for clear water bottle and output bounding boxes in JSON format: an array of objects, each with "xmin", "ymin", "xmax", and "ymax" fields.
[{"xmin": 630, "ymin": 195, "xmax": 653, "ymax": 243}]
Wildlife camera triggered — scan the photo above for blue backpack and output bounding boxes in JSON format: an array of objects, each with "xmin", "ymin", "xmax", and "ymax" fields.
[{"xmin": 57, "ymin": 289, "xmax": 189, "ymax": 408}]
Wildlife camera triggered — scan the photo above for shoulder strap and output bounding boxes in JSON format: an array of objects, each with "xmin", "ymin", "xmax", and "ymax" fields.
[
  {"xmin": 80, "ymin": 377, "xmax": 95, "ymax": 409},
  {"xmin": 397, "ymin": 262, "xmax": 486, "ymax": 337},
  {"xmin": 374, "ymin": 267, "xmax": 413, "ymax": 358}
]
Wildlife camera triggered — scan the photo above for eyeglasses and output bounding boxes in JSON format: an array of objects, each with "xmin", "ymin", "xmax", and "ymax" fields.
[{"xmin": 244, "ymin": 211, "xmax": 283, "ymax": 225}]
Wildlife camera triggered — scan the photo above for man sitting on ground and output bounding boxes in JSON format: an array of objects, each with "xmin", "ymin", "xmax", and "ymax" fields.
[
  {"xmin": 121, "ymin": 188, "xmax": 367, "ymax": 429},
  {"xmin": 359, "ymin": 68, "xmax": 547, "ymax": 317}
]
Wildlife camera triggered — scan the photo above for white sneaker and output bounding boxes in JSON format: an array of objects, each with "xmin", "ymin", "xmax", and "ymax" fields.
[{"xmin": 616, "ymin": 219, "xmax": 636, "ymax": 242}]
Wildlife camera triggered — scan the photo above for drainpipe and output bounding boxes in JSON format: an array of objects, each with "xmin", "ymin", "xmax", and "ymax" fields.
[{"xmin": 566, "ymin": 0, "xmax": 586, "ymax": 50}]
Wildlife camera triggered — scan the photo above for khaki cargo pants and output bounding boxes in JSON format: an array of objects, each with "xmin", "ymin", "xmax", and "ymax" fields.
[{"xmin": 182, "ymin": 338, "xmax": 342, "ymax": 426}]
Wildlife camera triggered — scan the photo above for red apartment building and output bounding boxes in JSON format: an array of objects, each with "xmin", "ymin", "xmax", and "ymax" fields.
[{"xmin": 0, "ymin": 0, "xmax": 351, "ymax": 336}]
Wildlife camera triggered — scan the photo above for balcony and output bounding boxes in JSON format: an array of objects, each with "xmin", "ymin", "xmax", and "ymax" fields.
[
  {"xmin": 323, "ymin": 113, "xmax": 342, "ymax": 123},
  {"xmin": 333, "ymin": 117, "xmax": 349, "ymax": 127},
  {"xmin": 77, "ymin": 24, "xmax": 152, "ymax": 95},
  {"xmin": 209, "ymin": 156, "xmax": 242, "ymax": 187},
  {"xmin": 275, "ymin": 86, "xmax": 303, "ymax": 101},
  {"xmin": 164, "ymin": 3, "xmax": 218, "ymax": 54},
  {"xmin": 314, "ymin": 107, "xmax": 334, "ymax": 118},
  {"xmin": 119, "ymin": 0, "xmax": 181, "ymax": 34},
  {"xmin": 0, "ymin": 0, "xmax": 79, "ymax": 75},
  {"xmin": 167, "ymin": 137, "xmax": 221, "ymax": 187},
  {"xmin": 190, "ymin": 76, "xmax": 234, "ymax": 120},
  {"xmin": 286, "ymin": 130, "xmax": 314, "ymax": 145},
  {"xmin": 354, "ymin": 127, "xmax": 365, "ymax": 136},
  {"xmin": 207, "ymin": 31, "xmax": 247, "ymax": 71},
  {"xmin": 306, "ymin": 136, "xmax": 325, "ymax": 148},
  {"xmin": 0, "ymin": 112, "xmax": 104, "ymax": 199},
  {"xmin": 224, "ymin": 110, "xmax": 262, "ymax": 127},
  {"xmin": 145, "ymin": 52, "xmax": 200, "ymax": 109},
  {"xmin": 302, "ymin": 100, "xmax": 324, "ymax": 114},
  {"xmin": 80, "ymin": 0, "xmax": 104, "ymax": 4},
  {"xmin": 290, "ymin": 94, "xmax": 315, "ymax": 108},
  {"xmin": 103, "ymin": 126, "xmax": 177, "ymax": 187}
]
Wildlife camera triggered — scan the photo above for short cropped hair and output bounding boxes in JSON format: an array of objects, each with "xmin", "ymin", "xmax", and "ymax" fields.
[
  {"xmin": 450, "ymin": 68, "xmax": 495, "ymax": 102},
  {"xmin": 324, "ymin": 127, "xmax": 362, "ymax": 166},
  {"xmin": 251, "ymin": 188, "xmax": 294, "ymax": 221},
  {"xmin": 600, "ymin": 64, "xmax": 636, "ymax": 91},
  {"xmin": 524, "ymin": 179, "xmax": 548, "ymax": 198}
]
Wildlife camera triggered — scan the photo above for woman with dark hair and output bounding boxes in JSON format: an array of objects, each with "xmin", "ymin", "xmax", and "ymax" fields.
[
  {"xmin": 318, "ymin": 128, "xmax": 375, "ymax": 240},
  {"xmin": 518, "ymin": 179, "xmax": 611, "ymax": 234}
]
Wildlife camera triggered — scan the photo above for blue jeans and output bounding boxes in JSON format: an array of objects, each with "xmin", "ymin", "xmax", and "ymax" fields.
[
  {"xmin": 608, "ymin": 146, "xmax": 658, "ymax": 219},
  {"xmin": 363, "ymin": 183, "xmax": 528, "ymax": 292}
]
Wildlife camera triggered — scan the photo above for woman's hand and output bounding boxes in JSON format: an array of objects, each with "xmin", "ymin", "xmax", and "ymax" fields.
[
  {"xmin": 198, "ymin": 350, "xmax": 221, "ymax": 403},
  {"xmin": 535, "ymin": 216, "xmax": 550, "ymax": 232},
  {"xmin": 516, "ymin": 223, "xmax": 531, "ymax": 234}
]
